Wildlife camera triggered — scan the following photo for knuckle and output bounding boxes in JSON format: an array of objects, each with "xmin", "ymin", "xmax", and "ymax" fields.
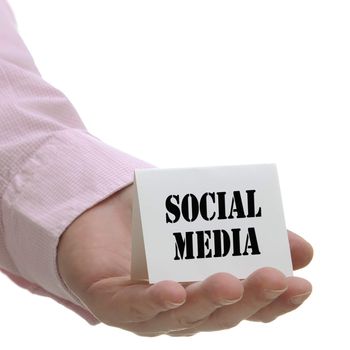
[
  {"xmin": 92, "ymin": 312, "xmax": 117, "ymax": 327},
  {"xmin": 260, "ymin": 315, "xmax": 277, "ymax": 323},
  {"xmin": 178, "ymin": 316, "xmax": 201, "ymax": 328},
  {"xmin": 177, "ymin": 315, "xmax": 207, "ymax": 329},
  {"xmin": 100, "ymin": 315, "xmax": 123, "ymax": 328},
  {"xmin": 216, "ymin": 318, "xmax": 241, "ymax": 330},
  {"xmin": 128, "ymin": 305, "xmax": 149, "ymax": 322}
]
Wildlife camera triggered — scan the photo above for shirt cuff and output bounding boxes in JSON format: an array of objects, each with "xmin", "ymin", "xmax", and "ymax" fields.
[{"xmin": 1, "ymin": 128, "xmax": 155, "ymax": 321}]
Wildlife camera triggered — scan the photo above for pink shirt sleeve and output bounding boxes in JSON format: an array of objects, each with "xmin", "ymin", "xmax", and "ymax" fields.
[{"xmin": 0, "ymin": 0, "xmax": 154, "ymax": 324}]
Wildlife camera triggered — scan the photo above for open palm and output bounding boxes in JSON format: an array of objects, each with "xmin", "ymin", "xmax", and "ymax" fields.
[{"xmin": 58, "ymin": 184, "xmax": 313, "ymax": 336}]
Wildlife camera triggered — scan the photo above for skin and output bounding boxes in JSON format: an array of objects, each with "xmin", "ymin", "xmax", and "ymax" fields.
[{"xmin": 57, "ymin": 184, "xmax": 313, "ymax": 337}]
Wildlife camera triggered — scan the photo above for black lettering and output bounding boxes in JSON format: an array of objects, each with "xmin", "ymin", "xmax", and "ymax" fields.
[
  {"xmin": 243, "ymin": 227, "xmax": 261, "ymax": 255},
  {"xmin": 182, "ymin": 194, "xmax": 199, "ymax": 222},
  {"xmin": 231, "ymin": 228, "xmax": 242, "ymax": 256},
  {"xmin": 173, "ymin": 231, "xmax": 195, "ymax": 260},
  {"xmin": 165, "ymin": 195, "xmax": 181, "ymax": 223},
  {"xmin": 213, "ymin": 229, "xmax": 231, "ymax": 257},
  {"xmin": 228, "ymin": 191, "xmax": 246, "ymax": 219},
  {"xmin": 200, "ymin": 192, "xmax": 216, "ymax": 221},
  {"xmin": 246, "ymin": 190, "xmax": 262, "ymax": 217},
  {"xmin": 196, "ymin": 230, "xmax": 212, "ymax": 258},
  {"xmin": 217, "ymin": 192, "xmax": 227, "ymax": 219}
]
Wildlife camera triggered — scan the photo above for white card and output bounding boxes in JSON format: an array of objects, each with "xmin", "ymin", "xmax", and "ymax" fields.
[{"xmin": 131, "ymin": 164, "xmax": 293, "ymax": 283}]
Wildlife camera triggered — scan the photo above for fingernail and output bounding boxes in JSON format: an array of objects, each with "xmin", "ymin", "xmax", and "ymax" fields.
[
  {"xmin": 166, "ymin": 300, "xmax": 185, "ymax": 308},
  {"xmin": 264, "ymin": 288, "xmax": 288, "ymax": 300},
  {"xmin": 289, "ymin": 292, "xmax": 311, "ymax": 305},
  {"xmin": 220, "ymin": 296, "xmax": 242, "ymax": 305}
]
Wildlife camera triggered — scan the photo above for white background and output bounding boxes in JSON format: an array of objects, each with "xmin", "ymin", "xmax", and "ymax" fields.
[{"xmin": 1, "ymin": 0, "xmax": 349, "ymax": 348}]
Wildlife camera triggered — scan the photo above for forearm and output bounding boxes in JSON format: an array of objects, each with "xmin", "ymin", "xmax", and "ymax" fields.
[{"xmin": 0, "ymin": 0, "xmax": 153, "ymax": 322}]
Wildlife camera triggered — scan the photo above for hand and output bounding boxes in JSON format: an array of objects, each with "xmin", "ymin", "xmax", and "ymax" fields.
[{"xmin": 58, "ymin": 184, "xmax": 313, "ymax": 336}]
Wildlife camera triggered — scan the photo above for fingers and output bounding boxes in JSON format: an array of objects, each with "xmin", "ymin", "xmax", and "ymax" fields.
[
  {"xmin": 248, "ymin": 276, "xmax": 312, "ymax": 322},
  {"xmin": 288, "ymin": 230, "xmax": 314, "ymax": 270},
  {"xmin": 123, "ymin": 273, "xmax": 243, "ymax": 335},
  {"xmin": 167, "ymin": 276, "xmax": 312, "ymax": 337},
  {"xmin": 186, "ymin": 267, "xmax": 288, "ymax": 332},
  {"xmin": 83, "ymin": 277, "xmax": 186, "ymax": 325},
  {"xmin": 81, "ymin": 226, "xmax": 313, "ymax": 335},
  {"xmin": 86, "ymin": 269, "xmax": 311, "ymax": 336}
]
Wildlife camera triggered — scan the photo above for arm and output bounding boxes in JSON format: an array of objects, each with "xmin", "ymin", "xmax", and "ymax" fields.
[
  {"xmin": 0, "ymin": 0, "xmax": 152, "ymax": 323},
  {"xmin": 0, "ymin": 0, "xmax": 313, "ymax": 335}
]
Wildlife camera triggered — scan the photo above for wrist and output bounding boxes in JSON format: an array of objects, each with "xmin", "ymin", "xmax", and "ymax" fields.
[{"xmin": 57, "ymin": 184, "xmax": 134, "ymax": 295}]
